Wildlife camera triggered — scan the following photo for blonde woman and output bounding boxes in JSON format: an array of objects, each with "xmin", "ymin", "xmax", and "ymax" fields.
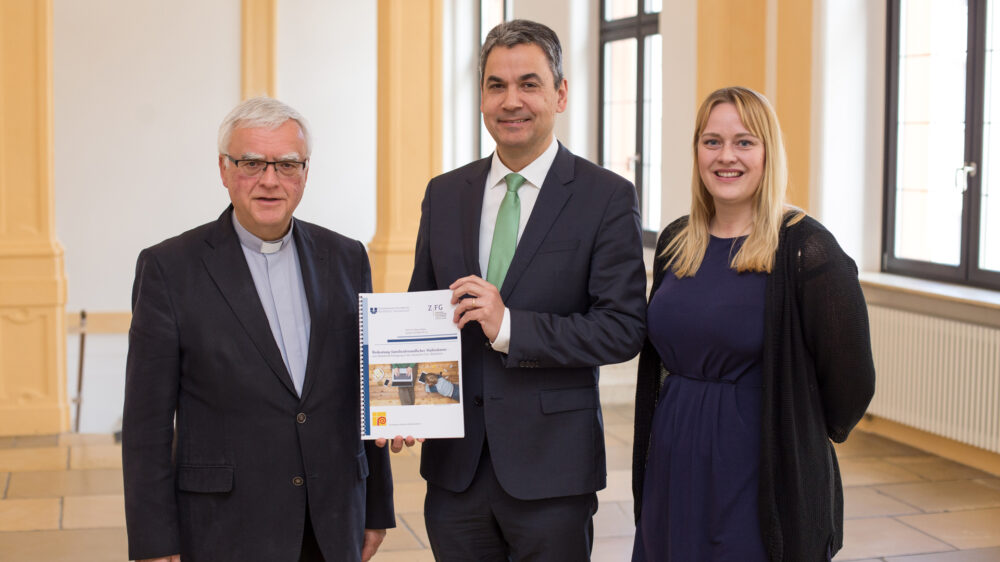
[{"xmin": 631, "ymin": 87, "xmax": 875, "ymax": 561}]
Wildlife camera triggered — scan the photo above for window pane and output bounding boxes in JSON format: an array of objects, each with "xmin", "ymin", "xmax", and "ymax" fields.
[
  {"xmin": 605, "ymin": 0, "xmax": 638, "ymax": 21},
  {"xmin": 480, "ymin": 0, "xmax": 505, "ymax": 158},
  {"xmin": 893, "ymin": 0, "xmax": 967, "ymax": 265},
  {"xmin": 480, "ymin": 0, "xmax": 504, "ymax": 43},
  {"xmin": 645, "ymin": 0, "xmax": 662, "ymax": 13},
  {"xmin": 642, "ymin": 34, "xmax": 662, "ymax": 231},
  {"xmin": 981, "ymin": 0, "xmax": 1000, "ymax": 272},
  {"xmin": 602, "ymin": 39, "xmax": 638, "ymax": 189}
]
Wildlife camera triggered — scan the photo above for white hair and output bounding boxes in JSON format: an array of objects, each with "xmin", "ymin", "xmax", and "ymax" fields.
[{"xmin": 217, "ymin": 97, "xmax": 312, "ymax": 158}]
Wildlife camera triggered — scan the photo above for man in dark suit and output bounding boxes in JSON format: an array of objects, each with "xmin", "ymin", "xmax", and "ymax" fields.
[
  {"xmin": 402, "ymin": 19, "xmax": 647, "ymax": 560},
  {"xmin": 122, "ymin": 97, "xmax": 393, "ymax": 562}
]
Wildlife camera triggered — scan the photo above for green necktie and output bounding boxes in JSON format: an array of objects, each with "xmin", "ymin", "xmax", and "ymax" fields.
[{"xmin": 486, "ymin": 173, "xmax": 526, "ymax": 287}]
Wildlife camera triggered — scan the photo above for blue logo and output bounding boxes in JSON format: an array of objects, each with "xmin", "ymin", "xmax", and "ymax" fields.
[{"xmin": 369, "ymin": 307, "xmax": 378, "ymax": 315}]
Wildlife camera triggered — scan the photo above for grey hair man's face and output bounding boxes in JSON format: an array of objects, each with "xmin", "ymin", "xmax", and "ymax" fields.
[{"xmin": 479, "ymin": 43, "xmax": 567, "ymax": 170}]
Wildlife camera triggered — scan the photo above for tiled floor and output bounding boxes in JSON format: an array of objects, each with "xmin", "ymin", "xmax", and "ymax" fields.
[{"xmin": 1, "ymin": 405, "xmax": 999, "ymax": 561}]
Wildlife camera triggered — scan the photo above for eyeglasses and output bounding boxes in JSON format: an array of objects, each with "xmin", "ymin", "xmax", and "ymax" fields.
[{"xmin": 225, "ymin": 155, "xmax": 308, "ymax": 178}]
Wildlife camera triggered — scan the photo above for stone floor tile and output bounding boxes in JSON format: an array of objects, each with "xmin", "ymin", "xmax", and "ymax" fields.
[
  {"xmin": 835, "ymin": 431, "xmax": 928, "ymax": 458},
  {"xmin": 392, "ymin": 481, "xmax": 426, "ymax": 513},
  {"xmin": 899, "ymin": 508, "xmax": 1000, "ymax": 549},
  {"xmin": 974, "ymin": 478, "xmax": 1000, "ymax": 492},
  {"xmin": 0, "ymin": 447, "xmax": 67, "ymax": 472},
  {"xmin": 0, "ymin": 498, "xmax": 61, "ymax": 531},
  {"xmin": 0, "ymin": 528, "xmax": 128, "ymax": 562},
  {"xmin": 839, "ymin": 457, "xmax": 926, "ymax": 486},
  {"xmin": 594, "ymin": 501, "xmax": 635, "ymax": 538},
  {"xmin": 388, "ymin": 454, "xmax": 422, "ymax": 483},
  {"xmin": 834, "ymin": 517, "xmax": 953, "ymax": 560},
  {"xmin": 61, "ymin": 494, "xmax": 125, "ymax": 529},
  {"xmin": 398, "ymin": 512, "xmax": 429, "ymax": 549},
  {"xmin": 601, "ymin": 405, "xmax": 634, "ymax": 425},
  {"xmin": 597, "ymin": 469, "xmax": 632, "ymax": 503},
  {"xmin": 883, "ymin": 456, "xmax": 994, "ymax": 481},
  {"xmin": 14, "ymin": 435, "xmax": 60, "ymax": 448},
  {"xmin": 592, "ymin": 536, "xmax": 635, "ymax": 562},
  {"xmin": 7, "ymin": 468, "xmax": 123, "ymax": 498},
  {"xmin": 379, "ymin": 517, "xmax": 423, "ymax": 551},
  {"xmin": 68, "ymin": 444, "xmax": 121, "ymax": 470},
  {"xmin": 886, "ymin": 546, "xmax": 1000, "ymax": 560},
  {"xmin": 875, "ymin": 480, "xmax": 1000, "ymax": 513},
  {"xmin": 844, "ymin": 486, "xmax": 923, "ymax": 519},
  {"xmin": 370, "ymin": 548, "xmax": 435, "ymax": 561},
  {"xmin": 604, "ymin": 423, "xmax": 634, "ymax": 446},
  {"xmin": 56, "ymin": 433, "xmax": 114, "ymax": 447},
  {"xmin": 605, "ymin": 444, "xmax": 633, "ymax": 470}
]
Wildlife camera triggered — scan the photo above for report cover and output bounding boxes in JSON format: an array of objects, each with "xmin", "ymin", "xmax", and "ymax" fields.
[{"xmin": 359, "ymin": 290, "xmax": 464, "ymax": 439}]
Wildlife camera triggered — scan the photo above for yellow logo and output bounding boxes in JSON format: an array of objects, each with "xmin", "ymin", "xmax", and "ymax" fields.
[{"xmin": 373, "ymin": 412, "xmax": 387, "ymax": 426}]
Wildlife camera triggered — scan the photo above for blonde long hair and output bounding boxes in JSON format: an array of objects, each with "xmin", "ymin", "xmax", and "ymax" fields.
[{"xmin": 664, "ymin": 86, "xmax": 802, "ymax": 277}]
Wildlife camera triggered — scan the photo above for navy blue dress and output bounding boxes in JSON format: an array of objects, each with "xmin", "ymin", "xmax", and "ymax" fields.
[{"xmin": 632, "ymin": 235, "xmax": 769, "ymax": 561}]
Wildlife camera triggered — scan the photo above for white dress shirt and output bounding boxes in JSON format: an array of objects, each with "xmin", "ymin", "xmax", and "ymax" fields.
[{"xmin": 479, "ymin": 136, "xmax": 560, "ymax": 353}]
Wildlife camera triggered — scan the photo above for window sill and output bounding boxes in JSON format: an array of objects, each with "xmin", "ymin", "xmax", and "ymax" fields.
[{"xmin": 859, "ymin": 272, "xmax": 1000, "ymax": 329}]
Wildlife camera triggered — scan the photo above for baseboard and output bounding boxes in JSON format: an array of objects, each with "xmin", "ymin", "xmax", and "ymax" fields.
[{"xmin": 857, "ymin": 414, "xmax": 1000, "ymax": 478}]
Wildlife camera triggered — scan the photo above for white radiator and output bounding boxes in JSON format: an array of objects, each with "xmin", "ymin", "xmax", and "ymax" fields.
[{"xmin": 867, "ymin": 305, "xmax": 1000, "ymax": 454}]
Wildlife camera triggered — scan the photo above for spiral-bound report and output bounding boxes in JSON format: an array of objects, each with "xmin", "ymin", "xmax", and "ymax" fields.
[{"xmin": 359, "ymin": 290, "xmax": 465, "ymax": 440}]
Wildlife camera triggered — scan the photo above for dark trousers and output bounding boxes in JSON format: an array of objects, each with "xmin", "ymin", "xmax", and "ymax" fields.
[{"xmin": 424, "ymin": 446, "xmax": 597, "ymax": 561}]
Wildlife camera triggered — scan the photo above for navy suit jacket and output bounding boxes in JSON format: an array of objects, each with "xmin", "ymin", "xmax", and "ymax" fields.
[
  {"xmin": 122, "ymin": 207, "xmax": 394, "ymax": 561},
  {"xmin": 409, "ymin": 144, "xmax": 647, "ymax": 500}
]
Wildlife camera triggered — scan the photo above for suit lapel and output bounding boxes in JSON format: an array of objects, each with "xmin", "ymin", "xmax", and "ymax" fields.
[
  {"xmin": 500, "ymin": 145, "xmax": 574, "ymax": 300},
  {"xmin": 201, "ymin": 208, "xmax": 298, "ymax": 397},
  {"xmin": 294, "ymin": 221, "xmax": 328, "ymax": 402},
  {"xmin": 461, "ymin": 158, "xmax": 491, "ymax": 277}
]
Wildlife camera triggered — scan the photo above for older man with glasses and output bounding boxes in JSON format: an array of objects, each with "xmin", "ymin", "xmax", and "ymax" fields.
[{"xmin": 122, "ymin": 97, "xmax": 394, "ymax": 562}]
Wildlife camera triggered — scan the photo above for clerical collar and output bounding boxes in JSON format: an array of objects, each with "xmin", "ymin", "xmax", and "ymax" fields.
[{"xmin": 232, "ymin": 214, "xmax": 295, "ymax": 255}]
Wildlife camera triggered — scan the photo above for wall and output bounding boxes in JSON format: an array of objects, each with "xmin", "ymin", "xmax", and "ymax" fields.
[
  {"xmin": 54, "ymin": 0, "xmax": 378, "ymax": 313},
  {"xmin": 812, "ymin": 0, "xmax": 886, "ymax": 270},
  {"xmin": 276, "ymin": 0, "xmax": 377, "ymax": 243},
  {"xmin": 512, "ymin": 0, "xmax": 599, "ymax": 160},
  {"xmin": 53, "ymin": 0, "xmax": 240, "ymax": 313}
]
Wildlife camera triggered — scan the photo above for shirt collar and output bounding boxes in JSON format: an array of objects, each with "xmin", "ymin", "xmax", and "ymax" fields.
[
  {"xmin": 487, "ymin": 136, "xmax": 559, "ymax": 191},
  {"xmin": 232, "ymin": 214, "xmax": 295, "ymax": 255}
]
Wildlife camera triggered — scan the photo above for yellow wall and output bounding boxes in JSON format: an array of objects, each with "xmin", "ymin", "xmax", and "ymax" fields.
[
  {"xmin": 696, "ymin": 0, "xmax": 811, "ymax": 209},
  {"xmin": 369, "ymin": 0, "xmax": 443, "ymax": 292}
]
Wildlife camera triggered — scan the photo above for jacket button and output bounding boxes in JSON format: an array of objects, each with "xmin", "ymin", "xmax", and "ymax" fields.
[
  {"xmin": 484, "ymin": 341, "xmax": 491, "ymax": 349},
  {"xmin": 296, "ymin": 412, "xmax": 307, "ymax": 424},
  {"xmin": 473, "ymin": 395, "xmax": 483, "ymax": 406},
  {"xmin": 292, "ymin": 476, "xmax": 304, "ymax": 486}
]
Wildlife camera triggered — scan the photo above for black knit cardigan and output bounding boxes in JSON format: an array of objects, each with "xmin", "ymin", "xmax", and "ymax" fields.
[{"xmin": 632, "ymin": 214, "xmax": 876, "ymax": 561}]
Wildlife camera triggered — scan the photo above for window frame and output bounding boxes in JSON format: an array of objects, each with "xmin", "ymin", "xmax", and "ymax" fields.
[
  {"xmin": 598, "ymin": 0, "xmax": 661, "ymax": 247},
  {"xmin": 882, "ymin": 0, "xmax": 1000, "ymax": 290}
]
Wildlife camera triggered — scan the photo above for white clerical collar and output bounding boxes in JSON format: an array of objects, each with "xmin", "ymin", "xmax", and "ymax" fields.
[
  {"xmin": 232, "ymin": 213, "xmax": 295, "ymax": 255},
  {"xmin": 487, "ymin": 136, "xmax": 559, "ymax": 192}
]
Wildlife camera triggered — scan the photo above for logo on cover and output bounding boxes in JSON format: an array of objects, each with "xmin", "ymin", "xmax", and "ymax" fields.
[
  {"xmin": 369, "ymin": 307, "xmax": 378, "ymax": 315},
  {"xmin": 373, "ymin": 412, "xmax": 387, "ymax": 426}
]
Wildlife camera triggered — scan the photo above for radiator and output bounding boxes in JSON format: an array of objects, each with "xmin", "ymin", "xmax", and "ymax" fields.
[{"xmin": 867, "ymin": 305, "xmax": 1000, "ymax": 454}]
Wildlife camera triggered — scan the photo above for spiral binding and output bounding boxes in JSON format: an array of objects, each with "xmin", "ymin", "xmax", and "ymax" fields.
[{"xmin": 359, "ymin": 294, "xmax": 368, "ymax": 435}]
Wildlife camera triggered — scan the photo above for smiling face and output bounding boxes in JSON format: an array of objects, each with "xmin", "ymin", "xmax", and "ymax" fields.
[
  {"xmin": 697, "ymin": 102, "xmax": 765, "ymax": 213},
  {"xmin": 219, "ymin": 119, "xmax": 308, "ymax": 240},
  {"xmin": 480, "ymin": 43, "xmax": 567, "ymax": 171}
]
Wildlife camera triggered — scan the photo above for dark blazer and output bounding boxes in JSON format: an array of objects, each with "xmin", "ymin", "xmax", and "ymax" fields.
[
  {"xmin": 122, "ymin": 207, "xmax": 394, "ymax": 562},
  {"xmin": 409, "ymin": 144, "xmax": 647, "ymax": 500}
]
